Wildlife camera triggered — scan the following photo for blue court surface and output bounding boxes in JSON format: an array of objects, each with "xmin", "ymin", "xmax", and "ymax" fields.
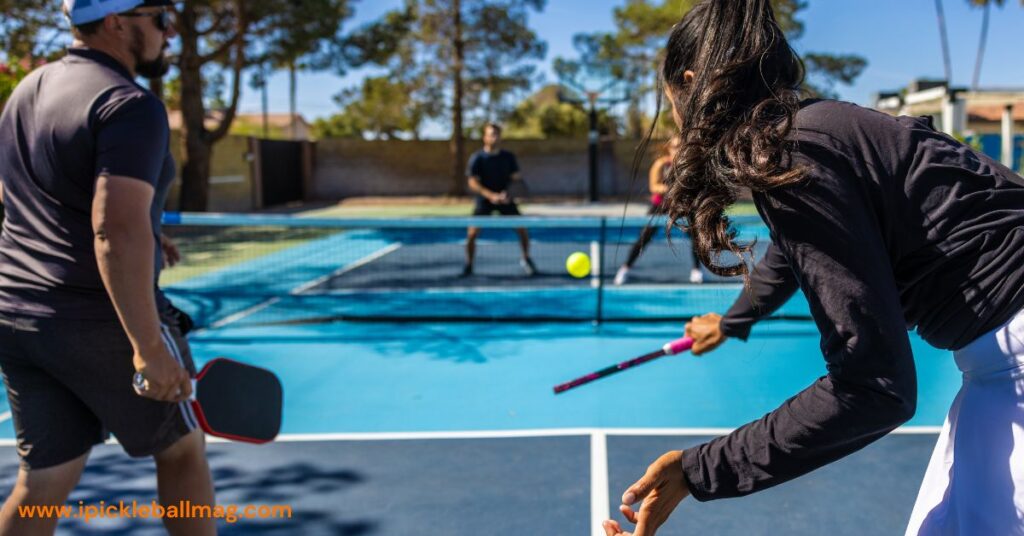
[{"xmin": 0, "ymin": 216, "xmax": 962, "ymax": 535}]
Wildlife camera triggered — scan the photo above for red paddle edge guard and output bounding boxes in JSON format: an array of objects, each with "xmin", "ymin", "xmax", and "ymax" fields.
[{"xmin": 190, "ymin": 357, "xmax": 279, "ymax": 444}]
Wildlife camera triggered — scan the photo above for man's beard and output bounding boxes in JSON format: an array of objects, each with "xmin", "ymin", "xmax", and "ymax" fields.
[{"xmin": 131, "ymin": 27, "xmax": 170, "ymax": 80}]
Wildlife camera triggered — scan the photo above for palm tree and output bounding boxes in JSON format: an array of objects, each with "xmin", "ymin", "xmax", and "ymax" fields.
[
  {"xmin": 935, "ymin": 0, "xmax": 953, "ymax": 83},
  {"xmin": 968, "ymin": 0, "xmax": 1022, "ymax": 90},
  {"xmin": 971, "ymin": 1, "xmax": 990, "ymax": 90}
]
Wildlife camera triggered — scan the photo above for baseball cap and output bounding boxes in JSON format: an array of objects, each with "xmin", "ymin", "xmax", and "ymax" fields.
[{"xmin": 64, "ymin": 0, "xmax": 174, "ymax": 26}]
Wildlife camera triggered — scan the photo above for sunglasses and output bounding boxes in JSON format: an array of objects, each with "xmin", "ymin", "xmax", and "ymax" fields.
[{"xmin": 119, "ymin": 10, "xmax": 174, "ymax": 32}]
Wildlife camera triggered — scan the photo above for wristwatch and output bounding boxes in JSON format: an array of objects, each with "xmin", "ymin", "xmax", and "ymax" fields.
[{"xmin": 132, "ymin": 371, "xmax": 148, "ymax": 393}]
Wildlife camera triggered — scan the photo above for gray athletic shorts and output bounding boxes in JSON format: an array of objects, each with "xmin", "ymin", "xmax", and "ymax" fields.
[{"xmin": 0, "ymin": 305, "xmax": 198, "ymax": 469}]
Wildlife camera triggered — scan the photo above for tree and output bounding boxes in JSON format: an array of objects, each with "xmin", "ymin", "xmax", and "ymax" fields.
[
  {"xmin": 1, "ymin": 58, "xmax": 46, "ymax": 110},
  {"xmin": 803, "ymin": 53, "xmax": 867, "ymax": 98},
  {"xmin": 312, "ymin": 113, "xmax": 365, "ymax": 139},
  {"xmin": 258, "ymin": 0, "xmax": 353, "ymax": 140},
  {"xmin": 325, "ymin": 76, "xmax": 428, "ymax": 139},
  {"xmin": 556, "ymin": 0, "xmax": 867, "ymax": 137},
  {"xmin": 965, "ymin": 0, "xmax": 1023, "ymax": 89},
  {"xmin": 506, "ymin": 84, "xmax": 617, "ymax": 138},
  {"xmin": 0, "ymin": 1, "xmax": 358, "ymax": 209},
  {"xmin": 934, "ymin": 0, "xmax": 954, "ymax": 84},
  {"xmin": 174, "ymin": 0, "xmax": 354, "ymax": 211},
  {"xmin": 349, "ymin": 0, "xmax": 546, "ymax": 193},
  {"xmin": 174, "ymin": 1, "xmax": 249, "ymax": 212},
  {"xmin": 0, "ymin": 0, "xmax": 65, "ymax": 60}
]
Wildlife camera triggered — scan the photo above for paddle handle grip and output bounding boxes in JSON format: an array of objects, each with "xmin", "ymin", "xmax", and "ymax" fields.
[{"xmin": 663, "ymin": 336, "xmax": 694, "ymax": 355}]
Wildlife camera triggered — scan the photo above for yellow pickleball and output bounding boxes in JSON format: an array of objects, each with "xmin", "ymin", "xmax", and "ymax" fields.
[{"xmin": 566, "ymin": 252, "xmax": 591, "ymax": 278}]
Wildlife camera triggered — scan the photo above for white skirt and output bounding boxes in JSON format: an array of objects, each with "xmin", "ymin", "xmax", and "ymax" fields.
[{"xmin": 905, "ymin": 309, "xmax": 1024, "ymax": 535}]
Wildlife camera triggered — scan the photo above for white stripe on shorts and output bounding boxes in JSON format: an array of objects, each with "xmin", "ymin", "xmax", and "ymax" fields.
[{"xmin": 159, "ymin": 324, "xmax": 198, "ymax": 431}]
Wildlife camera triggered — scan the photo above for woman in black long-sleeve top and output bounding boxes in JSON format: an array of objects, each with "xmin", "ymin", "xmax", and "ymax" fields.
[{"xmin": 601, "ymin": 2, "xmax": 1024, "ymax": 536}]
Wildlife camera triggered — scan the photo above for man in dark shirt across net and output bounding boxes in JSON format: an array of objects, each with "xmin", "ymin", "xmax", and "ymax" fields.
[
  {"xmin": 463, "ymin": 123, "xmax": 537, "ymax": 277},
  {"xmin": 0, "ymin": 2, "xmax": 215, "ymax": 534}
]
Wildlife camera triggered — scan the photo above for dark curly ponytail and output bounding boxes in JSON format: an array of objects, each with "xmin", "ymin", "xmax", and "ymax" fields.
[{"xmin": 661, "ymin": 0, "xmax": 806, "ymax": 277}]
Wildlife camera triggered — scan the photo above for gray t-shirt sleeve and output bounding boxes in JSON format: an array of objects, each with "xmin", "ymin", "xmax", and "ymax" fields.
[{"xmin": 94, "ymin": 93, "xmax": 170, "ymax": 187}]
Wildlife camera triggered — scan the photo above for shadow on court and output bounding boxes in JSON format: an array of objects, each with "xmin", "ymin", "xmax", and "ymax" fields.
[{"xmin": 0, "ymin": 433, "xmax": 932, "ymax": 535}]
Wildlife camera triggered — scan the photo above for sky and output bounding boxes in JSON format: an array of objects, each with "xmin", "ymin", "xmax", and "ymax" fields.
[{"xmin": 237, "ymin": 0, "xmax": 1024, "ymax": 135}]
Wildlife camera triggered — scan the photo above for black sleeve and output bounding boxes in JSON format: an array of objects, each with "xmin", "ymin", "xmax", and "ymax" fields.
[
  {"xmin": 508, "ymin": 152, "xmax": 520, "ymax": 174},
  {"xmin": 466, "ymin": 153, "xmax": 480, "ymax": 178},
  {"xmin": 681, "ymin": 160, "xmax": 917, "ymax": 501},
  {"xmin": 719, "ymin": 243, "xmax": 799, "ymax": 340},
  {"xmin": 94, "ymin": 93, "xmax": 170, "ymax": 187}
]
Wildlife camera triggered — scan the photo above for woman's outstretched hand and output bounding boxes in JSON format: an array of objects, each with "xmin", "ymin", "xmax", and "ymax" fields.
[{"xmin": 602, "ymin": 450, "xmax": 691, "ymax": 536}]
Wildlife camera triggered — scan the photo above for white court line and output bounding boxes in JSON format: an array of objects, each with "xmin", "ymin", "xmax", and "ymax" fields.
[
  {"xmin": 206, "ymin": 243, "xmax": 402, "ymax": 330},
  {"xmin": 208, "ymin": 296, "xmax": 282, "ymax": 330},
  {"xmin": 0, "ymin": 412, "xmax": 10, "ymax": 424},
  {"xmin": 290, "ymin": 243, "xmax": 402, "ymax": 295},
  {"xmin": 591, "ymin": 432, "xmax": 610, "ymax": 536},
  {"xmin": 0, "ymin": 426, "xmax": 944, "ymax": 447}
]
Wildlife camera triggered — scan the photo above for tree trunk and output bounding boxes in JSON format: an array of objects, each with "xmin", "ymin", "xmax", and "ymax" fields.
[
  {"xmin": 627, "ymin": 99, "xmax": 644, "ymax": 140},
  {"xmin": 176, "ymin": 4, "xmax": 211, "ymax": 211},
  {"xmin": 173, "ymin": 1, "xmax": 248, "ymax": 211},
  {"xmin": 261, "ymin": 63, "xmax": 269, "ymax": 138},
  {"xmin": 179, "ymin": 137, "xmax": 211, "ymax": 211},
  {"xmin": 449, "ymin": 0, "xmax": 466, "ymax": 196}
]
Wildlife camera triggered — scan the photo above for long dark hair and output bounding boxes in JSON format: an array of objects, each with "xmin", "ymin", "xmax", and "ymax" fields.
[{"xmin": 659, "ymin": 0, "xmax": 806, "ymax": 277}]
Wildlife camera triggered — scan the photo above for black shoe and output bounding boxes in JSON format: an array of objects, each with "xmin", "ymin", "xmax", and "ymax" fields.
[
  {"xmin": 461, "ymin": 264, "xmax": 473, "ymax": 277},
  {"xmin": 520, "ymin": 257, "xmax": 537, "ymax": 277}
]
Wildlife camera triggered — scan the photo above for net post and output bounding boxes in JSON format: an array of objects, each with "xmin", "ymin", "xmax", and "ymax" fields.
[{"xmin": 595, "ymin": 217, "xmax": 606, "ymax": 325}]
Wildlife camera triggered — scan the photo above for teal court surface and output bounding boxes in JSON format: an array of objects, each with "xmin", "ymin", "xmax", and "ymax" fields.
[{"xmin": 0, "ymin": 215, "xmax": 960, "ymax": 535}]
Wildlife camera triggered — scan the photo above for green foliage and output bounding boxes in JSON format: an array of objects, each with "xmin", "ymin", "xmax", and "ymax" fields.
[
  {"xmin": 554, "ymin": 0, "xmax": 865, "ymax": 137},
  {"xmin": 1, "ymin": 59, "xmax": 28, "ymax": 108},
  {"xmin": 320, "ymin": 76, "xmax": 428, "ymax": 139},
  {"xmin": 340, "ymin": 7, "xmax": 418, "ymax": 67},
  {"xmin": 312, "ymin": 113, "xmax": 365, "ymax": 139},
  {"xmin": 0, "ymin": 57, "xmax": 48, "ymax": 110},
  {"xmin": 960, "ymin": 133, "xmax": 985, "ymax": 151},
  {"xmin": 230, "ymin": 121, "xmax": 293, "ymax": 140},
  {"xmin": 803, "ymin": 53, "xmax": 868, "ymax": 99},
  {"xmin": 342, "ymin": 0, "xmax": 546, "ymax": 134},
  {"xmin": 253, "ymin": 0, "xmax": 354, "ymax": 72},
  {"xmin": 0, "ymin": 0, "xmax": 66, "ymax": 59},
  {"xmin": 505, "ymin": 85, "xmax": 618, "ymax": 138},
  {"xmin": 460, "ymin": 0, "xmax": 547, "ymax": 123}
]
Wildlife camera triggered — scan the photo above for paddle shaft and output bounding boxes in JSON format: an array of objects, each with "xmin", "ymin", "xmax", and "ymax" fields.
[{"xmin": 553, "ymin": 336, "xmax": 693, "ymax": 394}]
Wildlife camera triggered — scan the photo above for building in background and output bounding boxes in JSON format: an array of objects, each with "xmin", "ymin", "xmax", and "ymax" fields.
[
  {"xmin": 168, "ymin": 111, "xmax": 313, "ymax": 141},
  {"xmin": 874, "ymin": 80, "xmax": 1024, "ymax": 173}
]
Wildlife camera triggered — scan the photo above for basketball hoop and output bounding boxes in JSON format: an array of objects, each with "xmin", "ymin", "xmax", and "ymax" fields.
[{"xmin": 556, "ymin": 59, "xmax": 633, "ymax": 202}]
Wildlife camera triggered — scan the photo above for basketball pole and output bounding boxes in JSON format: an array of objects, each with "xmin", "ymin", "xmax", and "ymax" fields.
[
  {"xmin": 588, "ymin": 92, "xmax": 599, "ymax": 202},
  {"xmin": 557, "ymin": 64, "xmax": 631, "ymax": 204}
]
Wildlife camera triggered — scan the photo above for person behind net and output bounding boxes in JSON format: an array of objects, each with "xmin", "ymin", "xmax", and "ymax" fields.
[
  {"xmin": 0, "ymin": 2, "xmax": 216, "ymax": 535},
  {"xmin": 614, "ymin": 135, "xmax": 703, "ymax": 285},
  {"xmin": 463, "ymin": 122, "xmax": 537, "ymax": 277},
  {"xmin": 601, "ymin": 1, "xmax": 1024, "ymax": 536}
]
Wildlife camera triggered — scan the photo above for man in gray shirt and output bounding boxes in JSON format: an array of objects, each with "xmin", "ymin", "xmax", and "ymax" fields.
[{"xmin": 0, "ymin": 2, "xmax": 214, "ymax": 534}]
